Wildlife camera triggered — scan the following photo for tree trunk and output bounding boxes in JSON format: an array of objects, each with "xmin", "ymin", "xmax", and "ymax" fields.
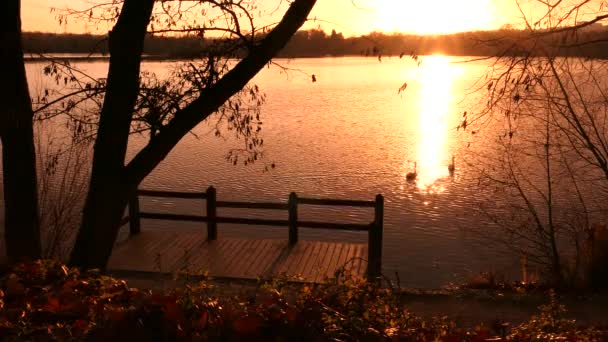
[
  {"xmin": 69, "ymin": 185, "xmax": 131, "ymax": 270},
  {"xmin": 69, "ymin": 0, "xmax": 154, "ymax": 270},
  {"xmin": 0, "ymin": 0, "xmax": 42, "ymax": 262}
]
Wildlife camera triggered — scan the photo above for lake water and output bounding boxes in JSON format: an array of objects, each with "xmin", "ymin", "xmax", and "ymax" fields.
[{"xmin": 6, "ymin": 56, "xmax": 530, "ymax": 288}]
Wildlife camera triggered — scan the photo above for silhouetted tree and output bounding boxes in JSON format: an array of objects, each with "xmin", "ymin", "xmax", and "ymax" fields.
[
  {"xmin": 467, "ymin": 0, "xmax": 608, "ymax": 285},
  {"xmin": 37, "ymin": 0, "xmax": 317, "ymax": 270},
  {"xmin": 0, "ymin": 0, "xmax": 42, "ymax": 261}
]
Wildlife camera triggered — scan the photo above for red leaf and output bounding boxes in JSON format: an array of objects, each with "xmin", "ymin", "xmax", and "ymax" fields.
[
  {"xmin": 285, "ymin": 307, "xmax": 298, "ymax": 323},
  {"xmin": 148, "ymin": 293, "xmax": 170, "ymax": 306},
  {"xmin": 105, "ymin": 306, "xmax": 126, "ymax": 321},
  {"xmin": 198, "ymin": 311, "xmax": 209, "ymax": 329},
  {"xmin": 72, "ymin": 319, "xmax": 88, "ymax": 331},
  {"xmin": 45, "ymin": 297, "xmax": 61, "ymax": 311},
  {"xmin": 61, "ymin": 279, "xmax": 77, "ymax": 293},
  {"xmin": 164, "ymin": 300, "xmax": 180, "ymax": 322},
  {"xmin": 5, "ymin": 274, "xmax": 25, "ymax": 297},
  {"xmin": 233, "ymin": 315, "xmax": 264, "ymax": 335}
]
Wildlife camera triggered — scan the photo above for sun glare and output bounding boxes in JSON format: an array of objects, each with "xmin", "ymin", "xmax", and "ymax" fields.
[
  {"xmin": 375, "ymin": 0, "xmax": 495, "ymax": 34},
  {"xmin": 410, "ymin": 55, "xmax": 463, "ymax": 191}
]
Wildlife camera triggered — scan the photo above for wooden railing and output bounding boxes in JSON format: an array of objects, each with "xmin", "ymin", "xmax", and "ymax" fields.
[{"xmin": 124, "ymin": 186, "xmax": 384, "ymax": 279}]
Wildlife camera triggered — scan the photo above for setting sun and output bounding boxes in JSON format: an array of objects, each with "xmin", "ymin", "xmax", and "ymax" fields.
[{"xmin": 374, "ymin": 0, "xmax": 496, "ymax": 34}]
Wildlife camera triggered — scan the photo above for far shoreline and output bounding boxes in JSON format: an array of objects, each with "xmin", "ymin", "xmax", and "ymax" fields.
[{"xmin": 22, "ymin": 53, "xmax": 608, "ymax": 63}]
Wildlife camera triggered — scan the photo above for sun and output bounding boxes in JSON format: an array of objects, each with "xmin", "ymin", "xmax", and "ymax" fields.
[{"xmin": 375, "ymin": 0, "xmax": 496, "ymax": 34}]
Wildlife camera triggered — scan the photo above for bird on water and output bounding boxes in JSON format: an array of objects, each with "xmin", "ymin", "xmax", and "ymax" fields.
[
  {"xmin": 406, "ymin": 162, "xmax": 417, "ymax": 181},
  {"xmin": 448, "ymin": 155, "xmax": 455, "ymax": 175}
]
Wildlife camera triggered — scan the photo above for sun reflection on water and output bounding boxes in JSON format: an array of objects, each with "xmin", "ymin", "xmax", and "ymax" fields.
[{"xmin": 409, "ymin": 55, "xmax": 462, "ymax": 192}]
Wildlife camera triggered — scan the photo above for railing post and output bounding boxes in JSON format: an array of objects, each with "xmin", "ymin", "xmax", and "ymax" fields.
[
  {"xmin": 288, "ymin": 192, "xmax": 298, "ymax": 245},
  {"xmin": 368, "ymin": 194, "xmax": 384, "ymax": 280},
  {"xmin": 206, "ymin": 186, "xmax": 217, "ymax": 240},
  {"xmin": 128, "ymin": 192, "xmax": 141, "ymax": 236}
]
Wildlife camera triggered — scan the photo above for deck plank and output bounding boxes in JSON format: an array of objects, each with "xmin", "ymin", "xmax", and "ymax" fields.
[
  {"xmin": 223, "ymin": 239, "xmax": 250, "ymax": 277},
  {"xmin": 143, "ymin": 232, "xmax": 178, "ymax": 255},
  {"xmin": 343, "ymin": 244, "xmax": 357, "ymax": 275},
  {"xmin": 110, "ymin": 233, "xmax": 156, "ymax": 269},
  {"xmin": 291, "ymin": 242, "xmax": 315, "ymax": 280},
  {"xmin": 324, "ymin": 243, "xmax": 339, "ymax": 279},
  {"xmin": 309, "ymin": 242, "xmax": 325, "ymax": 283},
  {"xmin": 320, "ymin": 243, "xmax": 338, "ymax": 282},
  {"xmin": 225, "ymin": 239, "xmax": 258, "ymax": 278},
  {"xmin": 243, "ymin": 239, "xmax": 273, "ymax": 279},
  {"xmin": 352, "ymin": 244, "xmax": 363, "ymax": 277},
  {"xmin": 192, "ymin": 240, "xmax": 219, "ymax": 275},
  {"xmin": 257, "ymin": 240, "xmax": 287, "ymax": 277},
  {"xmin": 238, "ymin": 239, "xmax": 264, "ymax": 278},
  {"xmin": 358, "ymin": 245, "xmax": 369, "ymax": 277},
  {"xmin": 303, "ymin": 242, "xmax": 324, "ymax": 282},
  {"xmin": 164, "ymin": 233, "xmax": 200, "ymax": 272},
  {"xmin": 325, "ymin": 243, "xmax": 343, "ymax": 278},
  {"xmin": 296, "ymin": 242, "xmax": 315, "ymax": 280},
  {"xmin": 179, "ymin": 238, "xmax": 211, "ymax": 276},
  {"xmin": 232, "ymin": 239, "xmax": 263, "ymax": 278},
  {"xmin": 215, "ymin": 239, "xmax": 248, "ymax": 277},
  {"xmin": 170, "ymin": 233, "xmax": 205, "ymax": 273},
  {"xmin": 108, "ymin": 231, "xmax": 369, "ymax": 283},
  {"xmin": 109, "ymin": 231, "xmax": 180, "ymax": 272},
  {"xmin": 275, "ymin": 243, "xmax": 298, "ymax": 276},
  {"xmin": 341, "ymin": 243, "xmax": 354, "ymax": 273},
  {"xmin": 350, "ymin": 244, "xmax": 362, "ymax": 276},
  {"xmin": 335, "ymin": 243, "xmax": 350, "ymax": 276},
  {"xmin": 275, "ymin": 242, "xmax": 306, "ymax": 277},
  {"xmin": 142, "ymin": 233, "xmax": 180, "ymax": 272},
  {"xmin": 313, "ymin": 242, "xmax": 330, "ymax": 283},
  {"xmin": 248, "ymin": 239, "xmax": 269, "ymax": 276},
  {"xmin": 200, "ymin": 240, "xmax": 222, "ymax": 275}
]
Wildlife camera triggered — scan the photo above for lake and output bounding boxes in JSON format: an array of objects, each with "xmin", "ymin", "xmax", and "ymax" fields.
[{"xmin": 6, "ymin": 56, "xmax": 531, "ymax": 288}]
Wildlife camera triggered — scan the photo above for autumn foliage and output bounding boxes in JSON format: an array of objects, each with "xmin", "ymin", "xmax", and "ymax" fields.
[{"xmin": 0, "ymin": 260, "xmax": 605, "ymax": 341}]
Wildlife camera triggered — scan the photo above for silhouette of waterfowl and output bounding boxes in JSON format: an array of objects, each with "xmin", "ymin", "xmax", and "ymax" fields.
[
  {"xmin": 406, "ymin": 162, "xmax": 417, "ymax": 182},
  {"xmin": 448, "ymin": 155, "xmax": 455, "ymax": 175}
]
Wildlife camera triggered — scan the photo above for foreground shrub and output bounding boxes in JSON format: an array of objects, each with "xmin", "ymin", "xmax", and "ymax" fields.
[
  {"xmin": 507, "ymin": 291, "xmax": 606, "ymax": 341},
  {"xmin": 0, "ymin": 260, "xmax": 606, "ymax": 341}
]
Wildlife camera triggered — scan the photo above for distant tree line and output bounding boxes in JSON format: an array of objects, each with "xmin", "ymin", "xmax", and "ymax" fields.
[
  {"xmin": 22, "ymin": 32, "xmax": 205, "ymax": 57},
  {"xmin": 22, "ymin": 27, "xmax": 608, "ymax": 59}
]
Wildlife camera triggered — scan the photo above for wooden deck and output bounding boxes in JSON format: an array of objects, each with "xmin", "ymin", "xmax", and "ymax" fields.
[{"xmin": 108, "ymin": 231, "xmax": 368, "ymax": 282}]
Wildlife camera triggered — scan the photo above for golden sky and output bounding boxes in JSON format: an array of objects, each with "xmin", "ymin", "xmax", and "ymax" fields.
[{"xmin": 19, "ymin": 0, "xmax": 576, "ymax": 36}]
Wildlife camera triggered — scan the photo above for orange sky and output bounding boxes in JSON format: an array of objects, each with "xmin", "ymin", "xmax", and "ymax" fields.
[{"xmin": 20, "ymin": 0, "xmax": 597, "ymax": 36}]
